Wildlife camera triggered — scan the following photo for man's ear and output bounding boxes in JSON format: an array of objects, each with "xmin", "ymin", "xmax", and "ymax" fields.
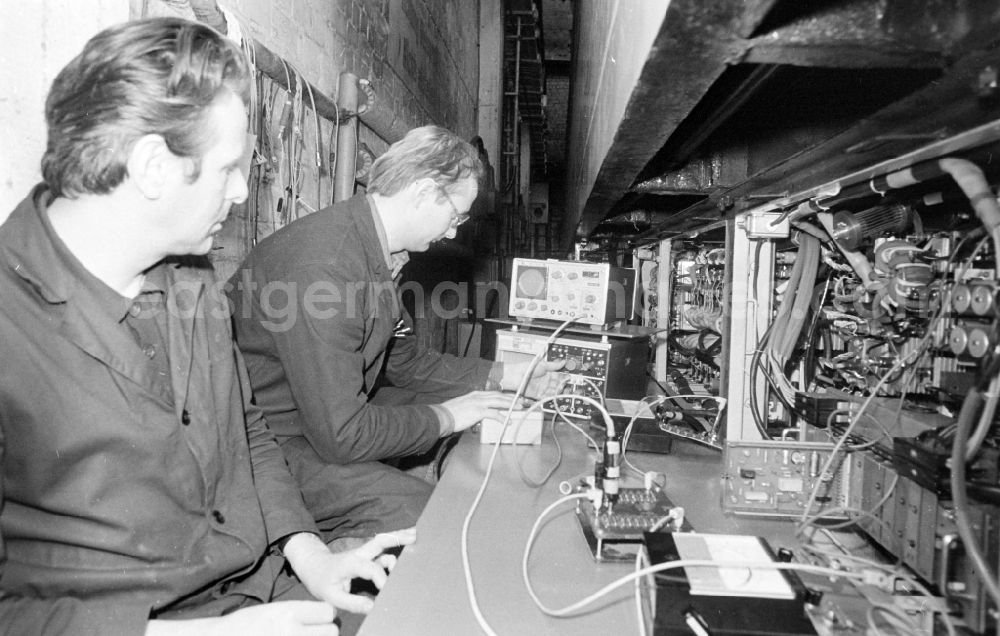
[
  {"xmin": 412, "ymin": 177, "xmax": 438, "ymax": 203},
  {"xmin": 127, "ymin": 134, "xmax": 175, "ymax": 200}
]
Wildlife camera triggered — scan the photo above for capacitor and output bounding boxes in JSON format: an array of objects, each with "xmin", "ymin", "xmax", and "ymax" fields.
[
  {"xmin": 970, "ymin": 283, "xmax": 997, "ymax": 317},
  {"xmin": 952, "ymin": 283, "xmax": 973, "ymax": 314},
  {"xmin": 809, "ymin": 452, "xmax": 821, "ymax": 479},
  {"xmin": 949, "ymin": 324, "xmax": 969, "ymax": 356},
  {"xmin": 966, "ymin": 325, "xmax": 993, "ymax": 358}
]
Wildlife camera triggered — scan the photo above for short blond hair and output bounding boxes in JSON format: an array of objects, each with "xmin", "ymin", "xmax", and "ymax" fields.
[{"xmin": 367, "ymin": 125, "xmax": 483, "ymax": 197}]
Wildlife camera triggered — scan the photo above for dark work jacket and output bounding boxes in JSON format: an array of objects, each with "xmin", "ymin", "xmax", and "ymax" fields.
[
  {"xmin": 228, "ymin": 194, "xmax": 493, "ymax": 464},
  {"xmin": 0, "ymin": 187, "xmax": 317, "ymax": 635}
]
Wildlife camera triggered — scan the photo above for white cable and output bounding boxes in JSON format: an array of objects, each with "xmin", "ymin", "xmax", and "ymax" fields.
[
  {"xmin": 799, "ymin": 233, "xmax": 984, "ymax": 524},
  {"xmin": 620, "ymin": 394, "xmax": 726, "ymax": 479},
  {"xmin": 460, "ymin": 318, "xmax": 576, "ymax": 636},
  {"xmin": 621, "ymin": 395, "xmax": 669, "ymax": 479},
  {"xmin": 554, "ymin": 407, "xmax": 601, "ymax": 452},
  {"xmin": 521, "ymin": 495, "xmax": 865, "ymax": 618},
  {"xmin": 556, "ymin": 375, "xmax": 605, "ymax": 408},
  {"xmin": 635, "ymin": 547, "xmax": 650, "ymax": 636}
]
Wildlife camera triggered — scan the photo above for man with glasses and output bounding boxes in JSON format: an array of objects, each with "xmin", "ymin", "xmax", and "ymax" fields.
[{"xmin": 228, "ymin": 126, "xmax": 563, "ymax": 542}]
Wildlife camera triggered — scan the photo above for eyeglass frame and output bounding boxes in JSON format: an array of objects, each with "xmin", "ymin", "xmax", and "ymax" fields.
[{"xmin": 436, "ymin": 184, "xmax": 470, "ymax": 228}]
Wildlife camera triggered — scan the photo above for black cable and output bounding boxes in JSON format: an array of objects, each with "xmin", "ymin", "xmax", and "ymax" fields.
[
  {"xmin": 801, "ymin": 274, "xmax": 833, "ymax": 389},
  {"xmin": 966, "ymin": 482, "xmax": 1000, "ymax": 506},
  {"xmin": 696, "ymin": 329, "xmax": 722, "ymax": 357},
  {"xmin": 749, "ymin": 322, "xmax": 774, "ymax": 439},
  {"xmin": 667, "ymin": 329, "xmax": 699, "ymax": 354},
  {"xmin": 461, "ymin": 320, "xmax": 478, "ymax": 357},
  {"xmin": 666, "ymin": 368, "xmax": 696, "ymax": 395}
]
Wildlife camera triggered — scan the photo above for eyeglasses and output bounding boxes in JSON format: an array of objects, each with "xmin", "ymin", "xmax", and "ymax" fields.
[{"xmin": 437, "ymin": 185, "xmax": 470, "ymax": 228}]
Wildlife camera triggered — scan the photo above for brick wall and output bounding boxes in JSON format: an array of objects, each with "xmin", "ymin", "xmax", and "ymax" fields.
[
  {"xmin": 1, "ymin": 0, "xmax": 483, "ymax": 279},
  {"xmin": 0, "ymin": 0, "xmax": 131, "ymax": 219},
  {"xmin": 176, "ymin": 0, "xmax": 480, "ymax": 278}
]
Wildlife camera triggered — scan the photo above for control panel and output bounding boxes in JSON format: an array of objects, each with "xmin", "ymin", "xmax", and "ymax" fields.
[
  {"xmin": 509, "ymin": 258, "xmax": 637, "ymax": 325},
  {"xmin": 547, "ymin": 339, "xmax": 610, "ymax": 417},
  {"xmin": 495, "ymin": 328, "xmax": 649, "ymax": 420}
]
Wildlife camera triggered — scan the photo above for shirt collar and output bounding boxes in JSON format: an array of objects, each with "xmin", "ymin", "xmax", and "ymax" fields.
[
  {"xmin": 37, "ymin": 189, "xmax": 137, "ymax": 322},
  {"xmin": 366, "ymin": 194, "xmax": 409, "ymax": 279},
  {"xmin": 12, "ymin": 185, "xmax": 168, "ymax": 322}
]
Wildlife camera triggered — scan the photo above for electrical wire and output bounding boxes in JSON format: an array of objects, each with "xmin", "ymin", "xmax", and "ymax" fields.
[
  {"xmin": 965, "ymin": 376, "xmax": 999, "ymax": 461},
  {"xmin": 797, "ymin": 360, "xmax": 903, "ymax": 525},
  {"xmin": 795, "ymin": 230, "xmax": 974, "ymax": 524},
  {"xmin": 798, "ymin": 525, "xmax": 958, "ymax": 636},
  {"xmin": 554, "ymin": 408, "xmax": 601, "ymax": 452},
  {"xmin": 866, "ymin": 603, "xmax": 922, "ymax": 636},
  {"xmin": 511, "ymin": 410, "xmax": 562, "ymax": 488},
  {"xmin": 283, "ymin": 60, "xmax": 323, "ymax": 211},
  {"xmin": 460, "ymin": 318, "xmax": 577, "ymax": 636},
  {"xmin": 522, "ymin": 494, "xmax": 867, "ymax": 618},
  {"xmin": 619, "ymin": 393, "xmax": 725, "ymax": 479},
  {"xmin": 749, "ymin": 322, "xmax": 776, "ymax": 439},
  {"xmin": 546, "ymin": 375, "xmax": 605, "ymax": 415},
  {"xmin": 634, "ymin": 547, "xmax": 651, "ymax": 636},
  {"xmin": 949, "ymin": 379, "xmax": 1000, "ymax": 608},
  {"xmin": 621, "ymin": 395, "xmax": 669, "ymax": 480}
]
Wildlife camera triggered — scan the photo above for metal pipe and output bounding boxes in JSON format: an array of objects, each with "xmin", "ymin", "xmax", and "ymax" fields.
[
  {"xmin": 189, "ymin": 0, "xmax": 227, "ymax": 32},
  {"xmin": 334, "ymin": 71, "xmax": 359, "ymax": 202},
  {"xmin": 191, "ymin": 2, "xmax": 404, "ymax": 143}
]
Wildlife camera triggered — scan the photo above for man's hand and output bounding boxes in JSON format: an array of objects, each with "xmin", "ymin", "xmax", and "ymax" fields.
[
  {"xmin": 440, "ymin": 391, "xmax": 522, "ymax": 433},
  {"xmin": 500, "ymin": 358, "xmax": 567, "ymax": 399},
  {"xmin": 283, "ymin": 529, "xmax": 416, "ymax": 614}
]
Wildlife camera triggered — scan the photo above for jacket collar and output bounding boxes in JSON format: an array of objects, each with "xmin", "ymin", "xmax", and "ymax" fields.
[
  {"xmin": 1, "ymin": 185, "xmax": 206, "ymax": 403},
  {"xmin": 2, "ymin": 185, "xmax": 86, "ymax": 305},
  {"xmin": 343, "ymin": 194, "xmax": 401, "ymax": 319},
  {"xmin": 344, "ymin": 194, "xmax": 395, "ymax": 285},
  {"xmin": 2, "ymin": 185, "xmax": 200, "ymax": 304},
  {"xmin": 365, "ymin": 194, "xmax": 409, "ymax": 279}
]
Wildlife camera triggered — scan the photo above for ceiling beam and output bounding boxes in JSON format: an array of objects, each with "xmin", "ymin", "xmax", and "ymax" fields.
[
  {"xmin": 566, "ymin": 0, "xmax": 748, "ymax": 244},
  {"xmin": 565, "ymin": 0, "xmax": 958, "ymax": 245},
  {"xmin": 738, "ymin": 0, "xmax": 945, "ymax": 69},
  {"xmin": 741, "ymin": 42, "xmax": 942, "ymax": 69},
  {"xmin": 644, "ymin": 45, "xmax": 1000, "ymax": 240}
]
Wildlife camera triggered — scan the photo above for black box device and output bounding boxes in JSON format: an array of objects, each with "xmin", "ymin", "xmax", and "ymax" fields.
[{"xmin": 641, "ymin": 532, "xmax": 817, "ymax": 635}]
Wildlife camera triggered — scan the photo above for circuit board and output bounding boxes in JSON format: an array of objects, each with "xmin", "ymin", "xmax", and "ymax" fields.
[
  {"xmin": 575, "ymin": 486, "xmax": 693, "ymax": 561},
  {"xmin": 722, "ymin": 440, "xmax": 850, "ymax": 518}
]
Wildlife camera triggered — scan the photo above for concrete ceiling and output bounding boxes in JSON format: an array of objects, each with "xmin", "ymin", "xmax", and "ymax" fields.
[{"xmin": 522, "ymin": 0, "xmax": 1000, "ymax": 249}]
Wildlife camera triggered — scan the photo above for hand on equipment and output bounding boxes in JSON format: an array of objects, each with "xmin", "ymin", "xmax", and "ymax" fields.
[
  {"xmin": 500, "ymin": 358, "xmax": 568, "ymax": 399},
  {"xmin": 441, "ymin": 391, "xmax": 523, "ymax": 432}
]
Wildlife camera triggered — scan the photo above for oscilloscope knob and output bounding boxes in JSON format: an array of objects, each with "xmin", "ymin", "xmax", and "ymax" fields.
[{"xmin": 564, "ymin": 357, "xmax": 581, "ymax": 371}]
